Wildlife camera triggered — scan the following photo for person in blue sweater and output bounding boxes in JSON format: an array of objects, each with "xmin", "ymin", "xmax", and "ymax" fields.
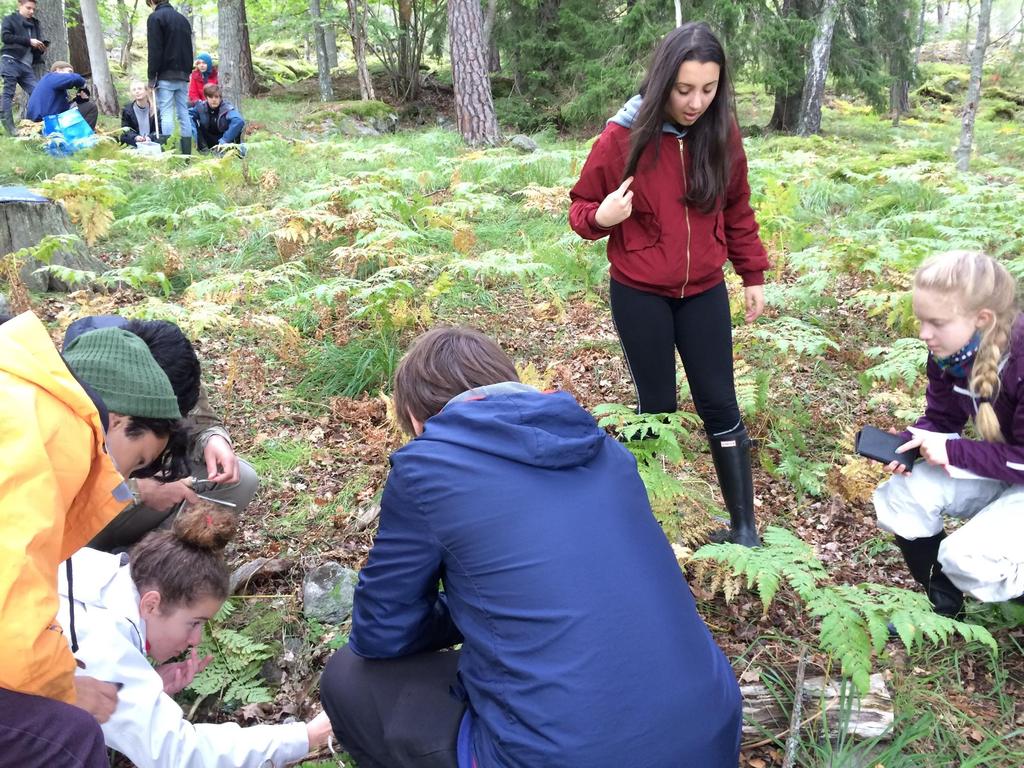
[
  {"xmin": 319, "ymin": 326, "xmax": 742, "ymax": 768},
  {"xmin": 190, "ymin": 83, "xmax": 245, "ymax": 155},
  {"xmin": 25, "ymin": 60, "xmax": 83, "ymax": 122}
]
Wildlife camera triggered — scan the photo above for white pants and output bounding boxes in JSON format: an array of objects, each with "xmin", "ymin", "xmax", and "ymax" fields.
[{"xmin": 874, "ymin": 462, "xmax": 1024, "ymax": 603}]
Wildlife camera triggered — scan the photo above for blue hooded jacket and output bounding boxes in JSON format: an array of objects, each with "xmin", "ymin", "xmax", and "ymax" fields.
[
  {"xmin": 26, "ymin": 71, "xmax": 86, "ymax": 122},
  {"xmin": 350, "ymin": 386, "xmax": 742, "ymax": 768}
]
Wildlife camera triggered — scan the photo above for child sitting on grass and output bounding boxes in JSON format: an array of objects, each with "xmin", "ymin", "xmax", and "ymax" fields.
[{"xmin": 120, "ymin": 79, "xmax": 161, "ymax": 147}]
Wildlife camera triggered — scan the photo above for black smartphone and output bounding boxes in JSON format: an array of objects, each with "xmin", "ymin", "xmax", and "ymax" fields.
[{"xmin": 855, "ymin": 426, "xmax": 920, "ymax": 470}]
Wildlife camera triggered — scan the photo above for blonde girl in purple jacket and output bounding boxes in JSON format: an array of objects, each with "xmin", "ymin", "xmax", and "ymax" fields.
[{"xmin": 874, "ymin": 251, "xmax": 1024, "ymax": 616}]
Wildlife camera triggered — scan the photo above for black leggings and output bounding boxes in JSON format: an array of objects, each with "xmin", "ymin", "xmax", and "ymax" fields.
[{"xmin": 609, "ymin": 277, "xmax": 741, "ymax": 435}]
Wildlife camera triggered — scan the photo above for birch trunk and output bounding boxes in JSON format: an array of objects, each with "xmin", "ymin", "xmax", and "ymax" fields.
[
  {"xmin": 346, "ymin": 0, "xmax": 374, "ymax": 100},
  {"xmin": 796, "ymin": 0, "xmax": 842, "ymax": 136},
  {"xmin": 311, "ymin": 0, "xmax": 334, "ymax": 101},
  {"xmin": 448, "ymin": 0, "xmax": 500, "ymax": 145},
  {"xmin": 955, "ymin": 0, "xmax": 993, "ymax": 172},
  {"xmin": 80, "ymin": 0, "xmax": 118, "ymax": 115}
]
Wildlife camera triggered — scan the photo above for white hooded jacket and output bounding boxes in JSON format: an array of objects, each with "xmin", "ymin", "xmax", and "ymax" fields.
[{"xmin": 57, "ymin": 548, "xmax": 310, "ymax": 768}]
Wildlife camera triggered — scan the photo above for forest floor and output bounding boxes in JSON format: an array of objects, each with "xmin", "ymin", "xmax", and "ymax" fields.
[{"xmin": 3, "ymin": 57, "xmax": 1024, "ymax": 767}]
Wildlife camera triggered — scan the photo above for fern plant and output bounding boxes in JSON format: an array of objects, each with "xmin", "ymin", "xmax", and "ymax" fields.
[
  {"xmin": 187, "ymin": 600, "xmax": 275, "ymax": 706},
  {"xmin": 690, "ymin": 527, "xmax": 997, "ymax": 694},
  {"xmin": 593, "ymin": 403, "xmax": 702, "ymax": 503},
  {"xmin": 861, "ymin": 338, "xmax": 927, "ymax": 391},
  {"xmin": 753, "ymin": 317, "xmax": 838, "ymax": 358}
]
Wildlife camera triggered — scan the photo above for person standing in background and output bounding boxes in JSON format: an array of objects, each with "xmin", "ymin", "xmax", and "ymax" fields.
[
  {"xmin": 146, "ymin": 0, "xmax": 193, "ymax": 154},
  {"xmin": 1, "ymin": 0, "xmax": 47, "ymax": 135}
]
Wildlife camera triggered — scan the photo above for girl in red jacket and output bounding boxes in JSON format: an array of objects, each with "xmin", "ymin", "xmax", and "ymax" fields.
[
  {"xmin": 570, "ymin": 22, "xmax": 769, "ymax": 547},
  {"xmin": 188, "ymin": 53, "xmax": 217, "ymax": 105}
]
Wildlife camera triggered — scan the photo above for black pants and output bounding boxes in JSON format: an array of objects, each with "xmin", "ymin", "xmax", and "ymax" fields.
[
  {"xmin": 609, "ymin": 277, "xmax": 741, "ymax": 434},
  {"xmin": 1, "ymin": 57, "xmax": 37, "ymax": 116},
  {"xmin": 320, "ymin": 646, "xmax": 464, "ymax": 768}
]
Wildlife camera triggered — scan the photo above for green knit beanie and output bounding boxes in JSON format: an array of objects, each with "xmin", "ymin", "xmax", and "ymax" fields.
[{"xmin": 64, "ymin": 327, "xmax": 181, "ymax": 419}]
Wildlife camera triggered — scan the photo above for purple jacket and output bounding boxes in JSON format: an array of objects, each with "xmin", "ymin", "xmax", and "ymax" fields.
[{"xmin": 911, "ymin": 316, "xmax": 1024, "ymax": 485}]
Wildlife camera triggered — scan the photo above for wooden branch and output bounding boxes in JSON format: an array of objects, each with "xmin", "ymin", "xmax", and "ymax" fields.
[{"xmin": 781, "ymin": 649, "xmax": 807, "ymax": 768}]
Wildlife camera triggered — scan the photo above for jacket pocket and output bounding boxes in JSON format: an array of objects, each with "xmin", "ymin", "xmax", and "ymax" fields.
[
  {"xmin": 713, "ymin": 212, "xmax": 727, "ymax": 246},
  {"xmin": 620, "ymin": 211, "xmax": 660, "ymax": 250}
]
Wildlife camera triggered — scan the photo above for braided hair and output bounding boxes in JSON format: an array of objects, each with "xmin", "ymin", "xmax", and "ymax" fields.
[{"xmin": 914, "ymin": 251, "xmax": 1019, "ymax": 442}]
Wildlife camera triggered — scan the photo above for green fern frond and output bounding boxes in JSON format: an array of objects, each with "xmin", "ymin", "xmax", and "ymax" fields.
[{"xmin": 690, "ymin": 526, "xmax": 997, "ymax": 694}]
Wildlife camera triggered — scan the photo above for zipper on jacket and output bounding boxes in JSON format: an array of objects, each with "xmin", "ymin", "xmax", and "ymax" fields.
[{"xmin": 679, "ymin": 138, "xmax": 691, "ymax": 297}]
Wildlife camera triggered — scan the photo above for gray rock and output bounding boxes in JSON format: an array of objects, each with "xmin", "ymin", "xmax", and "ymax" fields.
[
  {"xmin": 369, "ymin": 113, "xmax": 400, "ymax": 134},
  {"xmin": 302, "ymin": 562, "xmax": 359, "ymax": 624},
  {"xmin": 334, "ymin": 115, "xmax": 380, "ymax": 137},
  {"xmin": 509, "ymin": 134, "xmax": 539, "ymax": 153}
]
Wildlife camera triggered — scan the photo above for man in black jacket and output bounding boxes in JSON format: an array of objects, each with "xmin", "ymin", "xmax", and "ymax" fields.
[
  {"xmin": 1, "ymin": 0, "xmax": 47, "ymax": 135},
  {"xmin": 146, "ymin": 0, "xmax": 193, "ymax": 154}
]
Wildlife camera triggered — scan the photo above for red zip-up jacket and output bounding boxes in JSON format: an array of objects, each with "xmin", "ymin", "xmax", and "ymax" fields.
[{"xmin": 569, "ymin": 122, "xmax": 768, "ymax": 298}]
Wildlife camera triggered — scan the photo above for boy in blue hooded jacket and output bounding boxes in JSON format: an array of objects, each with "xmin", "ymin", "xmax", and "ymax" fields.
[
  {"xmin": 25, "ymin": 60, "xmax": 83, "ymax": 122},
  {"xmin": 320, "ymin": 326, "xmax": 742, "ymax": 768}
]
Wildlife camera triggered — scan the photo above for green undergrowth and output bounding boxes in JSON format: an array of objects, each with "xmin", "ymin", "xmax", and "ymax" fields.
[{"xmin": 2, "ymin": 81, "xmax": 1023, "ymax": 761}]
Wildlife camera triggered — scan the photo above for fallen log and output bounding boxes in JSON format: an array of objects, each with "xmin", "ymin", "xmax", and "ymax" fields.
[{"xmin": 742, "ymin": 672, "xmax": 894, "ymax": 742}]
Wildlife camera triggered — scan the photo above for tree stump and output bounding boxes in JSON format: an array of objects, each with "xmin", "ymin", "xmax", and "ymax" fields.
[{"xmin": 0, "ymin": 187, "xmax": 111, "ymax": 293}]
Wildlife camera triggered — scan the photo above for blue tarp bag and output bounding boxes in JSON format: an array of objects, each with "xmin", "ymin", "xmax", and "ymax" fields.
[{"xmin": 42, "ymin": 108, "xmax": 98, "ymax": 157}]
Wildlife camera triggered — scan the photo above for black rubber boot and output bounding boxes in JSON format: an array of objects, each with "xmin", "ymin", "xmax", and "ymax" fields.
[
  {"xmin": 894, "ymin": 533, "xmax": 964, "ymax": 618},
  {"xmin": 707, "ymin": 424, "xmax": 761, "ymax": 547},
  {"xmin": 179, "ymin": 136, "xmax": 192, "ymax": 155},
  {"xmin": 1, "ymin": 109, "xmax": 16, "ymax": 136}
]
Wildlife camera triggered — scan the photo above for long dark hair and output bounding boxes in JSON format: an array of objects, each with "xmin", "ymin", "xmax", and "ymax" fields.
[{"xmin": 622, "ymin": 22, "xmax": 735, "ymax": 213}]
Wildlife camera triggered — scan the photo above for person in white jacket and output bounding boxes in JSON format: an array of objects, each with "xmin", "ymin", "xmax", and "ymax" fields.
[{"xmin": 57, "ymin": 501, "xmax": 332, "ymax": 768}]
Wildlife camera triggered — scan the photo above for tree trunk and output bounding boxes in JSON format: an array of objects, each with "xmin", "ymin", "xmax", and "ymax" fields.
[
  {"xmin": 889, "ymin": 3, "xmax": 914, "ymax": 125},
  {"xmin": 311, "ymin": 0, "xmax": 334, "ymax": 101},
  {"xmin": 796, "ymin": 0, "xmax": 842, "ymax": 136},
  {"xmin": 397, "ymin": 0, "xmax": 417, "ymax": 100},
  {"xmin": 962, "ymin": 0, "xmax": 976, "ymax": 61},
  {"xmin": 448, "ymin": 0, "xmax": 500, "ymax": 145},
  {"xmin": 239, "ymin": 1, "xmax": 257, "ymax": 96},
  {"xmin": 912, "ymin": 0, "xmax": 928, "ymax": 70},
  {"xmin": 482, "ymin": 0, "xmax": 500, "ymax": 72},
  {"xmin": 767, "ymin": 0, "xmax": 812, "ymax": 133},
  {"xmin": 955, "ymin": 0, "xmax": 992, "ymax": 172},
  {"xmin": 117, "ymin": 0, "xmax": 140, "ymax": 71},
  {"xmin": 34, "ymin": 0, "xmax": 69, "ymax": 73},
  {"xmin": 346, "ymin": 0, "xmax": 374, "ymax": 100},
  {"xmin": 0, "ymin": 196, "xmax": 111, "ymax": 294},
  {"xmin": 67, "ymin": 8, "xmax": 90, "ymax": 78},
  {"xmin": 674, "ymin": 0, "xmax": 682, "ymax": 27},
  {"xmin": 80, "ymin": 0, "xmax": 118, "ymax": 115},
  {"xmin": 218, "ymin": 0, "xmax": 245, "ymax": 108},
  {"xmin": 324, "ymin": 0, "xmax": 339, "ymax": 69}
]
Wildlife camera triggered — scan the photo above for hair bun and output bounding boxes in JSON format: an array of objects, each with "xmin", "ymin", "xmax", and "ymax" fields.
[{"xmin": 172, "ymin": 500, "xmax": 238, "ymax": 550}]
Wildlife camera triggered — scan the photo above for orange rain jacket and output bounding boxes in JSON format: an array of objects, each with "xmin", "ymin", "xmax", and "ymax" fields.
[{"xmin": 0, "ymin": 311, "xmax": 131, "ymax": 703}]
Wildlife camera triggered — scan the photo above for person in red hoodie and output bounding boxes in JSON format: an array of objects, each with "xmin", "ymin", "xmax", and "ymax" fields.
[
  {"xmin": 570, "ymin": 21, "xmax": 769, "ymax": 547},
  {"xmin": 187, "ymin": 52, "xmax": 216, "ymax": 105}
]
